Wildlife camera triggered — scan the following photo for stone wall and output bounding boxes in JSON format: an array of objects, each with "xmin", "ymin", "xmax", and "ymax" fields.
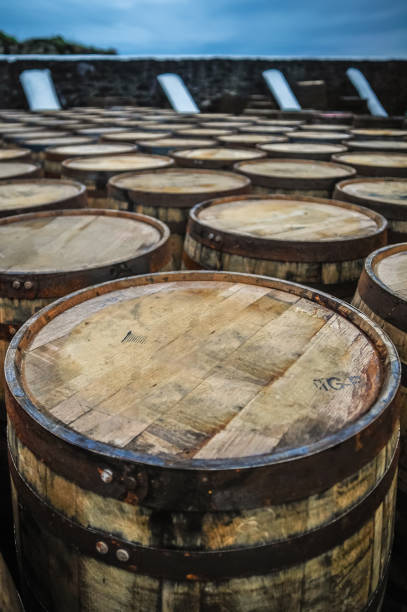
[{"xmin": 1, "ymin": 56, "xmax": 406, "ymax": 115}]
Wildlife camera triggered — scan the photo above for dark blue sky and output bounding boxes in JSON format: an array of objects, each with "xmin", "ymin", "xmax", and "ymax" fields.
[{"xmin": 2, "ymin": 0, "xmax": 407, "ymax": 56}]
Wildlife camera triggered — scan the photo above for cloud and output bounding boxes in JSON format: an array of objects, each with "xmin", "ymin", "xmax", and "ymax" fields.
[{"xmin": 2, "ymin": 0, "xmax": 407, "ymax": 56}]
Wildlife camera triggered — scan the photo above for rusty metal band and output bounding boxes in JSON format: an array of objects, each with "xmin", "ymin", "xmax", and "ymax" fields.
[
  {"xmin": 10, "ymin": 445, "xmax": 398, "ymax": 581},
  {"xmin": 357, "ymin": 270, "xmax": 407, "ymax": 333},
  {"xmin": 6, "ymin": 383, "xmax": 399, "ymax": 512}
]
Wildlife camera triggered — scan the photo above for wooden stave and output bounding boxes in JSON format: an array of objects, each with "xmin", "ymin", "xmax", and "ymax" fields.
[
  {"xmin": 0, "ymin": 178, "xmax": 87, "ymax": 219},
  {"xmin": 4, "ymin": 270, "xmax": 401, "ymax": 611},
  {"xmin": 107, "ymin": 169, "xmax": 252, "ymax": 267},
  {"xmin": 0, "ymin": 552, "xmax": 24, "ymax": 612},
  {"xmin": 183, "ymin": 193, "xmax": 387, "ymax": 298},
  {"xmin": 334, "ymin": 178, "xmax": 407, "ymax": 243},
  {"xmin": 170, "ymin": 147, "xmax": 267, "ymax": 170},
  {"xmin": 61, "ymin": 154, "xmax": 174, "ymax": 207},
  {"xmin": 234, "ymin": 158, "xmax": 356, "ymax": 196},
  {"xmin": 351, "ymin": 243, "xmax": 407, "ymax": 608}
]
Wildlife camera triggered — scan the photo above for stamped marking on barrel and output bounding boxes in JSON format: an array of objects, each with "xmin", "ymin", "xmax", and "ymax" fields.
[
  {"xmin": 313, "ymin": 375, "xmax": 362, "ymax": 391},
  {"xmin": 121, "ymin": 331, "xmax": 147, "ymax": 344}
]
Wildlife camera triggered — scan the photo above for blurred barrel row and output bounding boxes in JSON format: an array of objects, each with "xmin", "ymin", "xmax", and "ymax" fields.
[{"xmin": 0, "ymin": 103, "xmax": 406, "ymax": 611}]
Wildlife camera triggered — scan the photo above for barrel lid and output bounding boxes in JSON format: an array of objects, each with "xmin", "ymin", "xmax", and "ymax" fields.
[
  {"xmin": 258, "ymin": 142, "xmax": 347, "ymax": 154},
  {"xmin": 200, "ymin": 121, "xmax": 252, "ymax": 129},
  {"xmin": 8, "ymin": 131, "xmax": 69, "ymax": 141},
  {"xmin": 177, "ymin": 129, "xmax": 236, "ymax": 137},
  {"xmin": 336, "ymin": 178, "xmax": 407, "ymax": 207},
  {"xmin": 0, "ymin": 162, "xmax": 39, "ymax": 180},
  {"xmin": 138, "ymin": 138, "xmax": 216, "ymax": 149},
  {"xmin": 0, "ymin": 209, "xmax": 169, "ymax": 280},
  {"xmin": 235, "ymin": 158, "xmax": 355, "ymax": 188},
  {"xmin": 255, "ymin": 119, "xmax": 305, "ymax": 126},
  {"xmin": 288, "ymin": 130, "xmax": 351, "ymax": 141},
  {"xmin": 346, "ymin": 140, "xmax": 407, "ymax": 152},
  {"xmin": 0, "ymin": 148, "xmax": 30, "ymax": 161},
  {"xmin": 172, "ymin": 147, "xmax": 265, "ymax": 162},
  {"xmin": 109, "ymin": 168, "xmax": 250, "ymax": 206},
  {"xmin": 0, "ymin": 126, "xmax": 43, "ymax": 135},
  {"xmin": 62, "ymin": 153, "xmax": 172, "ymax": 173},
  {"xmin": 332, "ymin": 152, "xmax": 407, "ymax": 169},
  {"xmin": 5, "ymin": 271, "xmax": 399, "ymax": 475},
  {"xmin": 240, "ymin": 125, "xmax": 296, "ymax": 134},
  {"xmin": 76, "ymin": 127, "xmax": 130, "ymax": 136},
  {"xmin": 0, "ymin": 123, "xmax": 27, "ymax": 132},
  {"xmin": 46, "ymin": 143, "xmax": 137, "ymax": 160},
  {"xmin": 0, "ymin": 179, "xmax": 85, "ymax": 214},
  {"xmin": 350, "ymin": 129, "xmax": 407, "ymax": 139},
  {"xmin": 23, "ymin": 136, "xmax": 94, "ymax": 149},
  {"xmin": 372, "ymin": 246, "xmax": 407, "ymax": 301},
  {"xmin": 302, "ymin": 124, "xmax": 350, "ymax": 132},
  {"xmin": 146, "ymin": 123, "xmax": 195, "ymax": 131},
  {"xmin": 103, "ymin": 131, "xmax": 170, "ymax": 141},
  {"xmin": 188, "ymin": 194, "xmax": 386, "ymax": 262},
  {"xmin": 218, "ymin": 134, "xmax": 288, "ymax": 145}
]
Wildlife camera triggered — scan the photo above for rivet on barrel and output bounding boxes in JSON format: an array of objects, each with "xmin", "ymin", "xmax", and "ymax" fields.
[
  {"xmin": 116, "ymin": 549, "xmax": 130, "ymax": 562},
  {"xmin": 96, "ymin": 541, "xmax": 109, "ymax": 555},
  {"xmin": 11, "ymin": 280, "xmax": 21, "ymax": 289},
  {"xmin": 23, "ymin": 281, "xmax": 33, "ymax": 290},
  {"xmin": 99, "ymin": 468, "xmax": 114, "ymax": 484}
]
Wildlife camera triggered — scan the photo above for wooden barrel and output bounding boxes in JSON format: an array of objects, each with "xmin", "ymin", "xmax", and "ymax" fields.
[
  {"xmin": 349, "ymin": 129, "xmax": 407, "ymax": 141},
  {"xmin": 4, "ymin": 270, "xmax": 400, "ymax": 612},
  {"xmin": 346, "ymin": 140, "xmax": 407, "ymax": 154},
  {"xmin": 199, "ymin": 121, "xmax": 253, "ymax": 129},
  {"xmin": 352, "ymin": 244, "xmax": 407, "ymax": 608},
  {"xmin": 0, "ymin": 148, "xmax": 31, "ymax": 163},
  {"xmin": 175, "ymin": 128, "xmax": 237, "ymax": 139},
  {"xmin": 108, "ymin": 168, "xmax": 251, "ymax": 267},
  {"xmin": 217, "ymin": 133, "xmax": 288, "ymax": 148},
  {"xmin": 101, "ymin": 131, "xmax": 171, "ymax": 144},
  {"xmin": 239, "ymin": 125, "xmax": 296, "ymax": 136},
  {"xmin": 136, "ymin": 138, "xmax": 216, "ymax": 155},
  {"xmin": 334, "ymin": 178, "xmax": 407, "ymax": 243},
  {"xmin": 300, "ymin": 123, "xmax": 351, "ymax": 132},
  {"xmin": 4, "ymin": 130, "xmax": 69, "ymax": 145},
  {"xmin": 171, "ymin": 147, "xmax": 266, "ymax": 170},
  {"xmin": 288, "ymin": 130, "xmax": 352, "ymax": 144},
  {"xmin": 331, "ymin": 153, "xmax": 407, "ymax": 178},
  {"xmin": 20, "ymin": 135, "xmax": 95, "ymax": 161},
  {"xmin": 235, "ymin": 158, "xmax": 355, "ymax": 197},
  {"xmin": 257, "ymin": 142, "xmax": 348, "ymax": 161},
  {"xmin": 140, "ymin": 122, "xmax": 195, "ymax": 133},
  {"xmin": 61, "ymin": 153, "xmax": 174, "ymax": 207},
  {"xmin": 44, "ymin": 142, "xmax": 138, "ymax": 178},
  {"xmin": 0, "ymin": 162, "xmax": 40, "ymax": 181},
  {"xmin": 75, "ymin": 127, "xmax": 131, "ymax": 137},
  {"xmin": 314, "ymin": 112, "xmax": 354, "ymax": 125},
  {"xmin": 0, "ymin": 178, "xmax": 87, "ymax": 219},
  {"xmin": 0, "ymin": 553, "xmax": 24, "ymax": 612},
  {"xmin": 184, "ymin": 194, "xmax": 387, "ymax": 298}
]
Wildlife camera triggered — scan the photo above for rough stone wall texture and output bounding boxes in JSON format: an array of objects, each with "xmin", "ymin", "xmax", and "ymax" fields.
[{"xmin": 0, "ymin": 57, "xmax": 406, "ymax": 115}]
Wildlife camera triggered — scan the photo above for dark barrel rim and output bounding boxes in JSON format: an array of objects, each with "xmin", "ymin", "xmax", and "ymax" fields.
[
  {"xmin": 0, "ymin": 208, "xmax": 171, "ymax": 298},
  {"xmin": 5, "ymin": 270, "xmax": 400, "ymax": 472},
  {"xmin": 233, "ymin": 157, "xmax": 356, "ymax": 189},
  {"xmin": 187, "ymin": 193, "xmax": 388, "ymax": 262}
]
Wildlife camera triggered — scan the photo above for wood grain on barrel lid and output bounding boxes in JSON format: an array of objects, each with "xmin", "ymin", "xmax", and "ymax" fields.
[
  {"xmin": 259, "ymin": 143, "xmax": 347, "ymax": 154},
  {"xmin": 346, "ymin": 140, "xmax": 407, "ymax": 152},
  {"xmin": 0, "ymin": 180, "xmax": 83, "ymax": 210},
  {"xmin": 374, "ymin": 250, "xmax": 407, "ymax": 300},
  {"xmin": 239, "ymin": 125, "xmax": 295, "ymax": 134},
  {"xmin": 0, "ymin": 162, "xmax": 39, "ymax": 180},
  {"xmin": 197, "ymin": 198, "xmax": 379, "ymax": 241},
  {"xmin": 334, "ymin": 153, "xmax": 407, "ymax": 168},
  {"xmin": 350, "ymin": 129, "xmax": 407, "ymax": 139},
  {"xmin": 138, "ymin": 138, "xmax": 215, "ymax": 148},
  {"xmin": 177, "ymin": 129, "xmax": 236, "ymax": 137},
  {"xmin": 218, "ymin": 134, "xmax": 288, "ymax": 145},
  {"xmin": 236, "ymin": 159, "xmax": 354, "ymax": 179},
  {"xmin": 173, "ymin": 148, "xmax": 264, "ymax": 161},
  {"xmin": 24, "ymin": 136, "xmax": 93, "ymax": 147},
  {"xmin": 0, "ymin": 148, "xmax": 30, "ymax": 160},
  {"xmin": 340, "ymin": 179, "xmax": 407, "ymax": 206},
  {"xmin": 289, "ymin": 131, "xmax": 351, "ymax": 140},
  {"xmin": 301, "ymin": 124, "xmax": 350, "ymax": 131},
  {"xmin": 63, "ymin": 154, "xmax": 170, "ymax": 171},
  {"xmin": 9, "ymin": 131, "xmax": 69, "ymax": 140},
  {"xmin": 111, "ymin": 168, "xmax": 248, "ymax": 193},
  {"xmin": 0, "ymin": 214, "xmax": 161, "ymax": 273}
]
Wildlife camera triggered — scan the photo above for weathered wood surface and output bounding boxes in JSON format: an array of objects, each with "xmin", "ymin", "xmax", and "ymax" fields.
[
  {"xmin": 108, "ymin": 169, "xmax": 251, "ymax": 266},
  {"xmin": 0, "ymin": 148, "xmax": 31, "ymax": 163},
  {"xmin": 184, "ymin": 194, "xmax": 387, "ymax": 298},
  {"xmin": 0, "ymin": 179, "xmax": 87, "ymax": 218},
  {"xmin": 346, "ymin": 139, "xmax": 407, "ymax": 153},
  {"xmin": 101, "ymin": 131, "xmax": 171, "ymax": 143},
  {"xmin": 61, "ymin": 153, "xmax": 174, "ymax": 207},
  {"xmin": 175, "ymin": 128, "xmax": 237, "ymax": 138},
  {"xmin": 331, "ymin": 153, "xmax": 407, "ymax": 178},
  {"xmin": 349, "ymin": 129, "xmax": 407, "ymax": 141},
  {"xmin": 258, "ymin": 142, "xmax": 348, "ymax": 161},
  {"xmin": 235, "ymin": 158, "xmax": 356, "ymax": 197},
  {"xmin": 137, "ymin": 138, "xmax": 216, "ymax": 156},
  {"xmin": 288, "ymin": 130, "xmax": 352, "ymax": 144},
  {"xmin": 5, "ymin": 271, "xmax": 400, "ymax": 611},
  {"xmin": 171, "ymin": 147, "xmax": 266, "ymax": 170},
  {"xmin": 217, "ymin": 134, "xmax": 288, "ymax": 148},
  {"xmin": 0, "ymin": 552, "xmax": 24, "ymax": 612},
  {"xmin": 334, "ymin": 178, "xmax": 407, "ymax": 243},
  {"xmin": 352, "ymin": 244, "xmax": 407, "ymax": 609},
  {"xmin": 301, "ymin": 123, "xmax": 350, "ymax": 132},
  {"xmin": 0, "ymin": 162, "xmax": 40, "ymax": 181}
]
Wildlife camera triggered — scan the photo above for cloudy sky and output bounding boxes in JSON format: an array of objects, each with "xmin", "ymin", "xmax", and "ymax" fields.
[{"xmin": 2, "ymin": 0, "xmax": 407, "ymax": 57}]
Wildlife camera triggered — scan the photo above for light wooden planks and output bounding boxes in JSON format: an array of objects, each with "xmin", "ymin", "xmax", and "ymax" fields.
[
  {"xmin": 112, "ymin": 168, "xmax": 248, "ymax": 193},
  {"xmin": 0, "ymin": 162, "xmax": 37, "ymax": 179},
  {"xmin": 0, "ymin": 181, "xmax": 81, "ymax": 210},
  {"xmin": 63, "ymin": 154, "xmax": 170, "ymax": 171},
  {"xmin": 374, "ymin": 250, "xmax": 407, "ymax": 300},
  {"xmin": 341, "ymin": 179, "xmax": 407, "ymax": 206},
  {"xmin": 237, "ymin": 159, "xmax": 353, "ymax": 179},
  {"xmin": 22, "ymin": 281, "xmax": 380, "ymax": 459}
]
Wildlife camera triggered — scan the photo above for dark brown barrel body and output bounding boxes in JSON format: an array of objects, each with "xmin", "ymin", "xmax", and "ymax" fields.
[
  {"xmin": 5, "ymin": 271, "xmax": 400, "ymax": 611},
  {"xmin": 352, "ymin": 243, "xmax": 407, "ymax": 608}
]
